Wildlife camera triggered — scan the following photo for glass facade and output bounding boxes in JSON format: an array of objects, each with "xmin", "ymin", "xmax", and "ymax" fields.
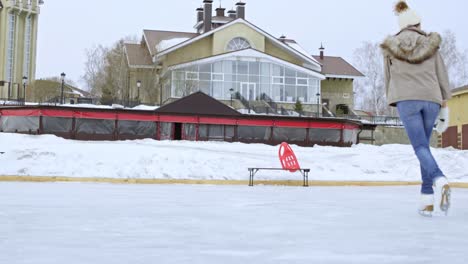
[
  {"xmin": 170, "ymin": 59, "xmax": 320, "ymax": 103},
  {"xmin": 6, "ymin": 13, "xmax": 16, "ymax": 82},
  {"xmin": 23, "ymin": 16, "xmax": 32, "ymax": 78}
]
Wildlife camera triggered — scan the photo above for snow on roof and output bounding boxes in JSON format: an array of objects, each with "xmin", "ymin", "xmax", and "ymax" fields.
[
  {"xmin": 285, "ymin": 42, "xmax": 320, "ymax": 65},
  {"xmin": 156, "ymin": 38, "xmax": 191, "ymax": 53}
]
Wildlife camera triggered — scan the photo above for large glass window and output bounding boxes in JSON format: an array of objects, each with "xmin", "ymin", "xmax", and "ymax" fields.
[
  {"xmin": 238, "ymin": 126, "xmax": 271, "ymax": 141},
  {"xmin": 273, "ymin": 127, "xmax": 307, "ymax": 142},
  {"xmin": 118, "ymin": 121, "xmax": 156, "ymax": 137},
  {"xmin": 76, "ymin": 119, "xmax": 115, "ymax": 135},
  {"xmin": 199, "ymin": 124, "xmax": 234, "ymax": 141},
  {"xmin": 309, "ymin": 128, "xmax": 341, "ymax": 143},
  {"xmin": 0, "ymin": 116, "xmax": 39, "ymax": 133},
  {"xmin": 170, "ymin": 59, "xmax": 321, "ymax": 103},
  {"xmin": 184, "ymin": 124, "xmax": 197, "ymax": 141},
  {"xmin": 23, "ymin": 16, "xmax": 32, "ymax": 78},
  {"xmin": 43, "ymin": 117, "xmax": 73, "ymax": 133},
  {"xmin": 160, "ymin": 122, "xmax": 173, "ymax": 140},
  {"xmin": 6, "ymin": 13, "xmax": 16, "ymax": 82}
]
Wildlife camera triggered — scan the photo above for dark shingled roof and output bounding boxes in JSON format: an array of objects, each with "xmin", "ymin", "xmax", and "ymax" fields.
[
  {"xmin": 312, "ymin": 55, "xmax": 364, "ymax": 78},
  {"xmin": 143, "ymin": 30, "xmax": 199, "ymax": 56},
  {"xmin": 156, "ymin": 92, "xmax": 241, "ymax": 116},
  {"xmin": 124, "ymin": 43, "xmax": 153, "ymax": 67}
]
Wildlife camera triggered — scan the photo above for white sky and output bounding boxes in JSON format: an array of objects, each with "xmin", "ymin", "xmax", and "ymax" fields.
[{"xmin": 36, "ymin": 0, "xmax": 468, "ymax": 88}]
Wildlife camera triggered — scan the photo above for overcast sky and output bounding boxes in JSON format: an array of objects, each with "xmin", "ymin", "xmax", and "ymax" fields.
[{"xmin": 36, "ymin": 0, "xmax": 468, "ymax": 88}]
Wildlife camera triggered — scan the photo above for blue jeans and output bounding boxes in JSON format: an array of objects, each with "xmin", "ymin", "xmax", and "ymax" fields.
[{"xmin": 397, "ymin": 100, "xmax": 444, "ymax": 194}]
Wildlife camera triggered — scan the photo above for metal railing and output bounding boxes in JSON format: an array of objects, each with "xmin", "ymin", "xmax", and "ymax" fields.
[
  {"xmin": 234, "ymin": 92, "xmax": 251, "ymax": 113},
  {"xmin": 0, "ymin": 98, "xmax": 25, "ymax": 106},
  {"xmin": 260, "ymin": 93, "xmax": 278, "ymax": 113},
  {"xmin": 340, "ymin": 115, "xmax": 403, "ymax": 126}
]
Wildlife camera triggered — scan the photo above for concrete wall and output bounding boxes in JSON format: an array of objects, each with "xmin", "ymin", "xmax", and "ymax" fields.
[
  {"xmin": 321, "ymin": 78, "xmax": 354, "ymax": 114},
  {"xmin": 365, "ymin": 126, "xmax": 438, "ymax": 147}
]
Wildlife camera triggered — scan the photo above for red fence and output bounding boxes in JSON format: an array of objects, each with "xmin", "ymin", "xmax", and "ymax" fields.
[{"xmin": 0, "ymin": 106, "xmax": 362, "ymax": 147}]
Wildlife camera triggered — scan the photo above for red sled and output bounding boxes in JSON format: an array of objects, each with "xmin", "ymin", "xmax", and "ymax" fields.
[{"xmin": 278, "ymin": 142, "xmax": 301, "ymax": 173}]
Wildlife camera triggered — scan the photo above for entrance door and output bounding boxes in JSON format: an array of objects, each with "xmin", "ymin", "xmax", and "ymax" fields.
[
  {"xmin": 174, "ymin": 123, "xmax": 182, "ymax": 140},
  {"xmin": 240, "ymin": 83, "xmax": 256, "ymax": 101}
]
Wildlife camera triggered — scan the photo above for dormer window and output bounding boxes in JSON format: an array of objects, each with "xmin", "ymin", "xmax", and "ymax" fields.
[{"xmin": 226, "ymin": 37, "xmax": 251, "ymax": 51}]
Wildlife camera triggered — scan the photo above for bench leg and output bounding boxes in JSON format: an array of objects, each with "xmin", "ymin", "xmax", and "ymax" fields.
[
  {"xmin": 249, "ymin": 170, "xmax": 254, "ymax": 187},
  {"xmin": 303, "ymin": 170, "xmax": 309, "ymax": 187}
]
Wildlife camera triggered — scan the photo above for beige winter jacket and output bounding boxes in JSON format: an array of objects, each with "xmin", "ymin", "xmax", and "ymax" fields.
[{"xmin": 381, "ymin": 27, "xmax": 452, "ymax": 107}]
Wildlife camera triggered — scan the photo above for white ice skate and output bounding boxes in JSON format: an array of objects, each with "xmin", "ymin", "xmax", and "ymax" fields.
[
  {"xmin": 418, "ymin": 194, "xmax": 434, "ymax": 217},
  {"xmin": 434, "ymin": 177, "xmax": 451, "ymax": 216}
]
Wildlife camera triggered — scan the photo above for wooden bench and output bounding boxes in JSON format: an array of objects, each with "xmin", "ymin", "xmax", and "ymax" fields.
[{"xmin": 248, "ymin": 168, "xmax": 310, "ymax": 187}]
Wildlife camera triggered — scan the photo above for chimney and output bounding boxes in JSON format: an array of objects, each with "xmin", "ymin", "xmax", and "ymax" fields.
[
  {"xmin": 227, "ymin": 9, "xmax": 236, "ymax": 19},
  {"xmin": 196, "ymin": 7, "xmax": 204, "ymax": 23},
  {"xmin": 216, "ymin": 7, "xmax": 225, "ymax": 17},
  {"xmin": 236, "ymin": 1, "xmax": 246, "ymax": 19},
  {"xmin": 204, "ymin": 0, "xmax": 213, "ymax": 32},
  {"xmin": 319, "ymin": 43, "xmax": 325, "ymax": 60}
]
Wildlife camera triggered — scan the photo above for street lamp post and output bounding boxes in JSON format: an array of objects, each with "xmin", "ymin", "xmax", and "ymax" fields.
[
  {"xmin": 22, "ymin": 76, "xmax": 28, "ymax": 102},
  {"xmin": 229, "ymin": 88, "xmax": 234, "ymax": 107},
  {"xmin": 136, "ymin": 80, "xmax": 141, "ymax": 103},
  {"xmin": 316, "ymin": 92, "xmax": 321, "ymax": 117},
  {"xmin": 60, "ymin": 72, "xmax": 66, "ymax": 104}
]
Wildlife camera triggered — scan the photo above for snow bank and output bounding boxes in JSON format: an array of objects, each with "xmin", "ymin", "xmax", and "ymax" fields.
[{"xmin": 1, "ymin": 133, "xmax": 467, "ymax": 182}]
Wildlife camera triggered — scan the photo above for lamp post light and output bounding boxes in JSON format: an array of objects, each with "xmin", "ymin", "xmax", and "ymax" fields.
[
  {"xmin": 229, "ymin": 88, "xmax": 234, "ymax": 107},
  {"xmin": 136, "ymin": 80, "xmax": 141, "ymax": 103},
  {"xmin": 316, "ymin": 92, "xmax": 321, "ymax": 117},
  {"xmin": 22, "ymin": 76, "xmax": 28, "ymax": 102},
  {"xmin": 60, "ymin": 72, "xmax": 66, "ymax": 104}
]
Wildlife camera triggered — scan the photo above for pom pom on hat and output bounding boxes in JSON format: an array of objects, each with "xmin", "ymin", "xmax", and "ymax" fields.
[
  {"xmin": 394, "ymin": 1, "xmax": 421, "ymax": 30},
  {"xmin": 394, "ymin": 1, "xmax": 409, "ymax": 15}
]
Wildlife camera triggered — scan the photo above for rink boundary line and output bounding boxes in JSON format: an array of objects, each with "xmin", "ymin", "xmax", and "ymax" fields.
[{"xmin": 2, "ymin": 176, "xmax": 468, "ymax": 188}]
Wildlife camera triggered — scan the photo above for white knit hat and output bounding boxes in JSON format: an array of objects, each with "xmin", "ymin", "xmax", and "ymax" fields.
[{"xmin": 395, "ymin": 1, "xmax": 421, "ymax": 30}]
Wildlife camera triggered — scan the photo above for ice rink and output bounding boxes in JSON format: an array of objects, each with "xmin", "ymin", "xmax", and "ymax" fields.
[{"xmin": 1, "ymin": 182, "xmax": 467, "ymax": 264}]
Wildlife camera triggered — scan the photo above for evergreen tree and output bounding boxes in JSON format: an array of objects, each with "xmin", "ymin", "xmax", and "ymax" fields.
[{"xmin": 294, "ymin": 99, "xmax": 304, "ymax": 113}]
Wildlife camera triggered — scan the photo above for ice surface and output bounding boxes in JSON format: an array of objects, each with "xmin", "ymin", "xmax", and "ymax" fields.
[{"xmin": 0, "ymin": 183, "xmax": 467, "ymax": 264}]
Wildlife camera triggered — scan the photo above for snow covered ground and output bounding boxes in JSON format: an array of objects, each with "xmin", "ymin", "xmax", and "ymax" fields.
[
  {"xmin": 1, "ymin": 133, "xmax": 468, "ymax": 183},
  {"xmin": 0, "ymin": 182, "xmax": 467, "ymax": 264}
]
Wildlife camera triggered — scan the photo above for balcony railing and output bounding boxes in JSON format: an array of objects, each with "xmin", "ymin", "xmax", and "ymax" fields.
[{"xmin": 340, "ymin": 115, "xmax": 403, "ymax": 126}]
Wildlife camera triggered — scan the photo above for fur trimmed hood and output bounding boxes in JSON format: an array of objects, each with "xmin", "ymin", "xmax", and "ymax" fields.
[{"xmin": 381, "ymin": 28, "xmax": 442, "ymax": 64}]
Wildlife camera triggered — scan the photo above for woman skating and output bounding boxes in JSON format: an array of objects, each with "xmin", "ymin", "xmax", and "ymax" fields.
[{"xmin": 380, "ymin": 1, "xmax": 452, "ymax": 216}]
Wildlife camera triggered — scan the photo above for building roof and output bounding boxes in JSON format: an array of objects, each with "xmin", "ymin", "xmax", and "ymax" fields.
[
  {"xmin": 124, "ymin": 43, "xmax": 153, "ymax": 67},
  {"xmin": 452, "ymin": 85, "xmax": 468, "ymax": 95},
  {"xmin": 33, "ymin": 80, "xmax": 92, "ymax": 98},
  {"xmin": 156, "ymin": 92, "xmax": 242, "ymax": 116},
  {"xmin": 143, "ymin": 30, "xmax": 199, "ymax": 56},
  {"xmin": 312, "ymin": 55, "xmax": 364, "ymax": 78},
  {"xmin": 281, "ymin": 39, "xmax": 321, "ymax": 66},
  {"xmin": 155, "ymin": 19, "xmax": 322, "ymax": 72},
  {"xmin": 211, "ymin": 16, "xmax": 234, "ymax": 23}
]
